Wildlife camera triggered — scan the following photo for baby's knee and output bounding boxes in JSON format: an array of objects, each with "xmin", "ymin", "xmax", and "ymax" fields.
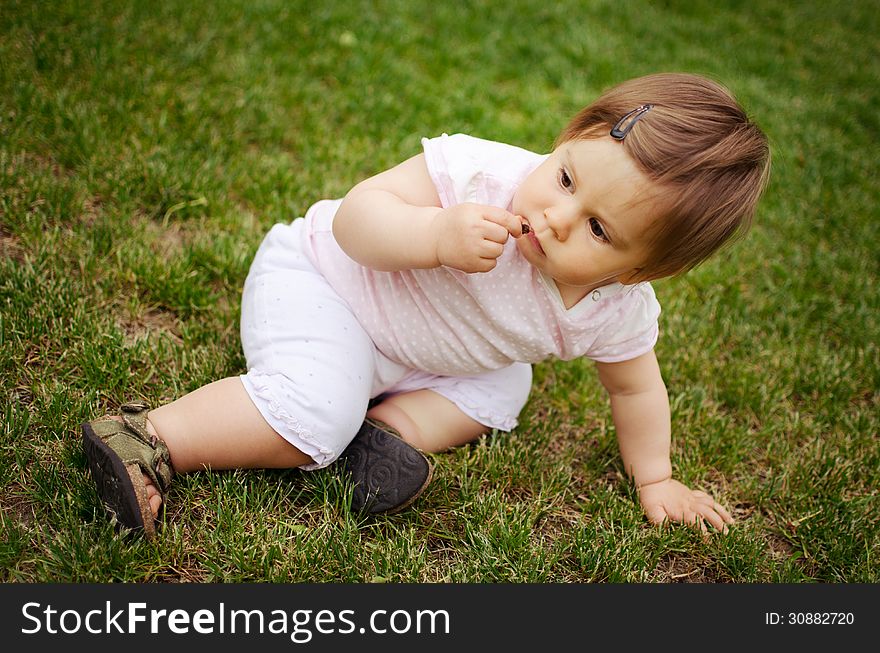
[
  {"xmin": 241, "ymin": 369, "xmax": 367, "ymax": 469},
  {"xmin": 367, "ymin": 400, "xmax": 427, "ymax": 449}
]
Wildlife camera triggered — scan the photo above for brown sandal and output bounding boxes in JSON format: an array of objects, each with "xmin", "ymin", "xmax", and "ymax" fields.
[{"xmin": 81, "ymin": 401, "xmax": 173, "ymax": 538}]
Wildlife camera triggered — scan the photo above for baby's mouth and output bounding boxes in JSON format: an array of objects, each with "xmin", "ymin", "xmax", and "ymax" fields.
[
  {"xmin": 520, "ymin": 219, "xmax": 545, "ymax": 256},
  {"xmin": 528, "ymin": 230, "xmax": 545, "ymax": 256}
]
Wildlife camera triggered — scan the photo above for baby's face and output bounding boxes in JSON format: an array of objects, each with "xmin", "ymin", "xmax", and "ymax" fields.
[{"xmin": 511, "ymin": 136, "xmax": 664, "ymax": 306}]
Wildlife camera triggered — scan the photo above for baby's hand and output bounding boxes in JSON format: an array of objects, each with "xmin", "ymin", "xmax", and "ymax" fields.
[
  {"xmin": 431, "ymin": 203, "xmax": 524, "ymax": 273},
  {"xmin": 637, "ymin": 478, "xmax": 734, "ymax": 534}
]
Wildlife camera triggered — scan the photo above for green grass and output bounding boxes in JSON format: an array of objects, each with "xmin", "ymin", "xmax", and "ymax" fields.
[{"xmin": 1, "ymin": 0, "xmax": 877, "ymax": 583}]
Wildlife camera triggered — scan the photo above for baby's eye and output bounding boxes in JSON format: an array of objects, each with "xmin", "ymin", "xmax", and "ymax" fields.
[
  {"xmin": 589, "ymin": 217, "xmax": 609, "ymax": 242},
  {"xmin": 559, "ymin": 168, "xmax": 573, "ymax": 191}
]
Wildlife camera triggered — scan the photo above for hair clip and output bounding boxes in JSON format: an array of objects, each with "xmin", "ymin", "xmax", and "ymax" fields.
[{"xmin": 610, "ymin": 104, "xmax": 654, "ymax": 140}]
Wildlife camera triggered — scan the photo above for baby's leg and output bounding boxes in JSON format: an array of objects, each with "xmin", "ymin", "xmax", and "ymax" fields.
[
  {"xmin": 148, "ymin": 377, "xmax": 313, "ymax": 472},
  {"xmin": 367, "ymin": 362, "xmax": 534, "ymax": 453},
  {"xmin": 368, "ymin": 390, "xmax": 488, "ymax": 452},
  {"xmin": 131, "ymin": 377, "xmax": 313, "ymax": 517}
]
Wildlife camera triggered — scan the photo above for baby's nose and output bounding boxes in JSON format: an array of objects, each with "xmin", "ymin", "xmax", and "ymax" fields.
[{"xmin": 545, "ymin": 207, "xmax": 574, "ymax": 240}]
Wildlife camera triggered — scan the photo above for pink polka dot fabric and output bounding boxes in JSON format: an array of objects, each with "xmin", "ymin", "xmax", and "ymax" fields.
[{"xmin": 302, "ymin": 134, "xmax": 660, "ymax": 376}]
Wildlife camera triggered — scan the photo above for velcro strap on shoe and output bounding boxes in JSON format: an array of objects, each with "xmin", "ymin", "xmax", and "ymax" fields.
[
  {"xmin": 150, "ymin": 441, "xmax": 174, "ymax": 491},
  {"xmin": 115, "ymin": 402, "xmax": 175, "ymax": 492},
  {"xmin": 121, "ymin": 402, "xmax": 152, "ymax": 442}
]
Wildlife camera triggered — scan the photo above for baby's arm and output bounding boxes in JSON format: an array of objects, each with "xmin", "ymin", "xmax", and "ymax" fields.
[
  {"xmin": 333, "ymin": 154, "xmax": 523, "ymax": 273},
  {"xmin": 595, "ymin": 351, "xmax": 734, "ymax": 533}
]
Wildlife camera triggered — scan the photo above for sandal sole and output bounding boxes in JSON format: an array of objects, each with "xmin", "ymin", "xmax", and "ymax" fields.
[{"xmin": 82, "ymin": 421, "xmax": 156, "ymax": 538}]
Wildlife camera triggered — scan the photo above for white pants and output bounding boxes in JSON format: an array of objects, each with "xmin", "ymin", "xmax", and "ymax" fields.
[{"xmin": 239, "ymin": 221, "xmax": 532, "ymax": 469}]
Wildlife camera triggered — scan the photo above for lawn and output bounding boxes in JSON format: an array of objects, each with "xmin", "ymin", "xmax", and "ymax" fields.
[{"xmin": 1, "ymin": 0, "xmax": 877, "ymax": 582}]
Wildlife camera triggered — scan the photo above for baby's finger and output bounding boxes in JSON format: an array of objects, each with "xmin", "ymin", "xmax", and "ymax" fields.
[
  {"xmin": 715, "ymin": 502, "xmax": 735, "ymax": 524},
  {"xmin": 482, "ymin": 220, "xmax": 513, "ymax": 245},
  {"xmin": 690, "ymin": 512, "xmax": 708, "ymax": 534},
  {"xmin": 644, "ymin": 504, "xmax": 668, "ymax": 526},
  {"xmin": 479, "ymin": 239, "xmax": 504, "ymax": 260},
  {"xmin": 475, "ymin": 257, "xmax": 498, "ymax": 273},
  {"xmin": 697, "ymin": 505, "xmax": 730, "ymax": 533},
  {"xmin": 482, "ymin": 207, "xmax": 526, "ymax": 239},
  {"xmin": 693, "ymin": 491, "xmax": 735, "ymax": 524}
]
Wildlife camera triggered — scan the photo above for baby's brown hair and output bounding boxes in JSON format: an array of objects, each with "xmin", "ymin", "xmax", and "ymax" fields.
[{"xmin": 556, "ymin": 72, "xmax": 771, "ymax": 281}]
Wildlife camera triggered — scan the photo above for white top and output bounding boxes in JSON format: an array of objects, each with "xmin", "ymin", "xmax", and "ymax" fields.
[{"xmin": 301, "ymin": 133, "xmax": 661, "ymax": 377}]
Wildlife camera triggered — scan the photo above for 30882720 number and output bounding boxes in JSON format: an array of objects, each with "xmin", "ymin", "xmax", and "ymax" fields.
[{"xmin": 787, "ymin": 612, "xmax": 854, "ymax": 625}]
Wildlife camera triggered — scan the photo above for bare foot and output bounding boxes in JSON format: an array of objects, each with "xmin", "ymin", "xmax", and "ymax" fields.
[
  {"xmin": 108, "ymin": 415, "xmax": 164, "ymax": 519},
  {"xmin": 144, "ymin": 479, "xmax": 162, "ymax": 518}
]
